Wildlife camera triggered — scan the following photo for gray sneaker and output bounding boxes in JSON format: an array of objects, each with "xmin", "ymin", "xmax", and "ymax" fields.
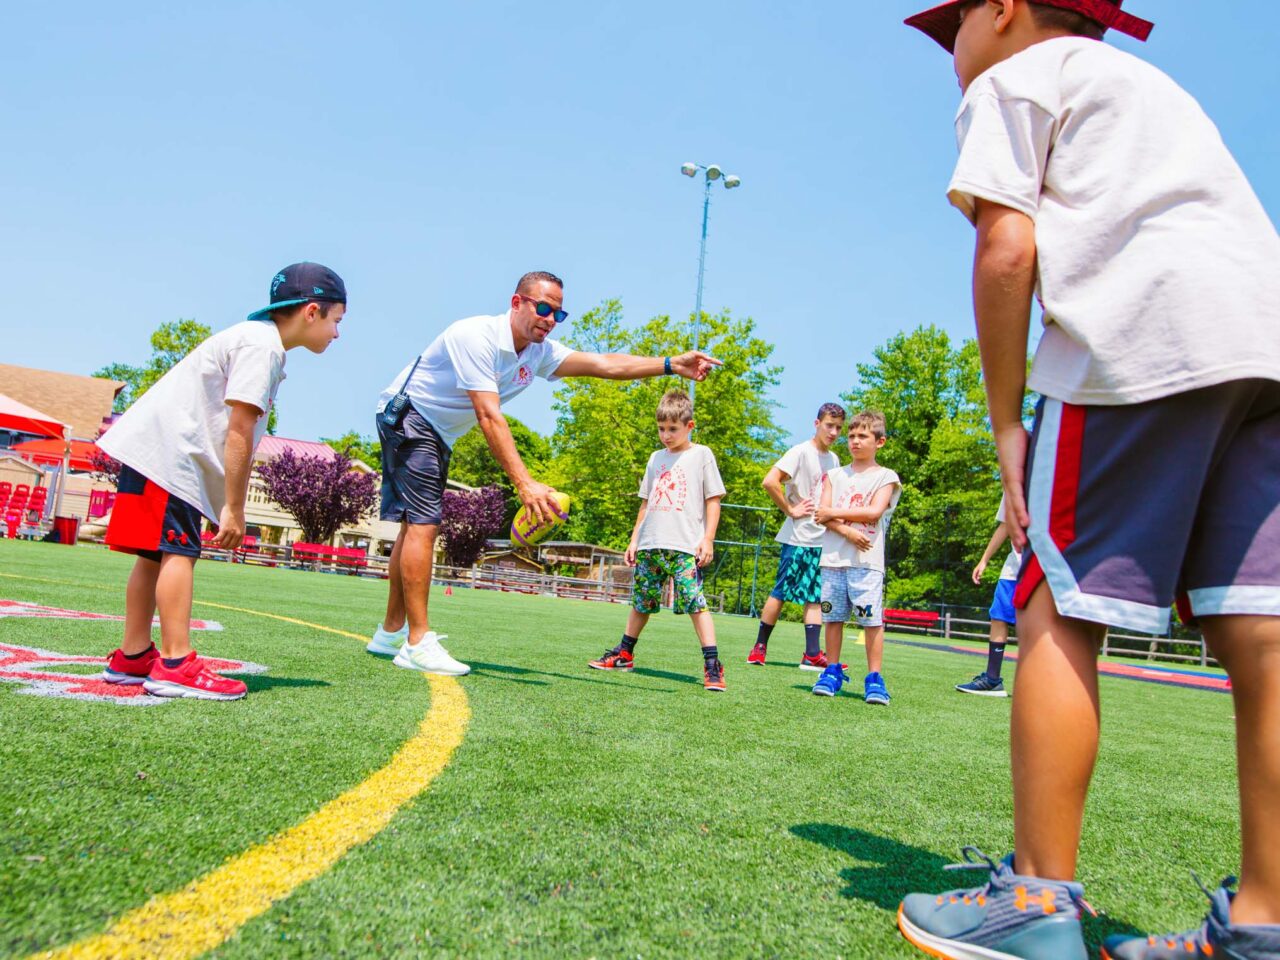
[
  {"xmin": 1103, "ymin": 876, "xmax": 1280, "ymax": 960},
  {"xmin": 898, "ymin": 847, "xmax": 1091, "ymax": 960}
]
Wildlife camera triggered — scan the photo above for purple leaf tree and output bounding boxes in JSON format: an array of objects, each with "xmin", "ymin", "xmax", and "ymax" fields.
[
  {"xmin": 257, "ymin": 449, "xmax": 379, "ymax": 545},
  {"xmin": 440, "ymin": 485, "xmax": 506, "ymax": 568}
]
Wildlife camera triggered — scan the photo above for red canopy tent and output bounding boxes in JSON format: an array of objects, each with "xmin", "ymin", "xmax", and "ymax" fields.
[
  {"xmin": 11, "ymin": 438, "xmax": 101, "ymax": 472},
  {"xmin": 0, "ymin": 393, "xmax": 66, "ymax": 440}
]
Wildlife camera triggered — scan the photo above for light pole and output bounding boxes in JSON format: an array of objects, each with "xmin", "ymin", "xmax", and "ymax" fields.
[{"xmin": 680, "ymin": 161, "xmax": 741, "ymax": 405}]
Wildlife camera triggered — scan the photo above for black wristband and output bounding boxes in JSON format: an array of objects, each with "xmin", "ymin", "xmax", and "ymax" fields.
[{"xmin": 664, "ymin": 356, "xmax": 672, "ymax": 375}]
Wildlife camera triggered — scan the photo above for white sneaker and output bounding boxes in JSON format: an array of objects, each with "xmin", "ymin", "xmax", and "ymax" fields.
[
  {"xmin": 367, "ymin": 623, "xmax": 409, "ymax": 657},
  {"xmin": 392, "ymin": 632, "xmax": 470, "ymax": 676}
]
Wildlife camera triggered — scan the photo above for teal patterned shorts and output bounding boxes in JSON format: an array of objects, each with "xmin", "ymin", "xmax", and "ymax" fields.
[
  {"xmin": 770, "ymin": 544, "xmax": 823, "ymax": 604},
  {"xmin": 632, "ymin": 549, "xmax": 708, "ymax": 615}
]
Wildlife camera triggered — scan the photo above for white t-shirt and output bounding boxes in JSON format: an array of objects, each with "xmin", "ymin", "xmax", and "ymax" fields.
[
  {"xmin": 820, "ymin": 464, "xmax": 901, "ymax": 571},
  {"xmin": 994, "ymin": 496, "xmax": 1023, "ymax": 582},
  {"xmin": 635, "ymin": 444, "xmax": 726, "ymax": 556},
  {"xmin": 376, "ymin": 311, "xmax": 575, "ymax": 448},
  {"xmin": 948, "ymin": 37, "xmax": 1280, "ymax": 406},
  {"xmin": 98, "ymin": 320, "xmax": 286, "ymax": 520},
  {"xmin": 773, "ymin": 441, "xmax": 840, "ymax": 548}
]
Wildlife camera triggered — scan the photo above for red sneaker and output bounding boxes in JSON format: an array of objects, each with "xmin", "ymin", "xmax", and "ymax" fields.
[
  {"xmin": 747, "ymin": 642, "xmax": 767, "ymax": 665},
  {"xmin": 704, "ymin": 658, "xmax": 726, "ymax": 692},
  {"xmin": 588, "ymin": 647, "xmax": 634, "ymax": 671},
  {"xmin": 103, "ymin": 644, "xmax": 159, "ymax": 685},
  {"xmin": 143, "ymin": 652, "xmax": 247, "ymax": 700},
  {"xmin": 799, "ymin": 651, "xmax": 830, "ymax": 672}
]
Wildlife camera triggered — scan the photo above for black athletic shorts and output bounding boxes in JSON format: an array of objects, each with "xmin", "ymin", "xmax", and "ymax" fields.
[{"xmin": 376, "ymin": 406, "xmax": 451, "ymax": 526}]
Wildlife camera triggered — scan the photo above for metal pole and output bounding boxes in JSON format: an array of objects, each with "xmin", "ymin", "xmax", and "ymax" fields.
[{"xmin": 691, "ymin": 176, "xmax": 712, "ymax": 407}]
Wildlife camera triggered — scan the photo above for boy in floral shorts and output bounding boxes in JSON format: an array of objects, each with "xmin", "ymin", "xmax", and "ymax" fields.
[{"xmin": 588, "ymin": 390, "xmax": 728, "ymax": 690}]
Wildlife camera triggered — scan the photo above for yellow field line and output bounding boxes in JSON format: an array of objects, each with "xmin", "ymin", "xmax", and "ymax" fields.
[{"xmin": 6, "ymin": 577, "xmax": 471, "ymax": 960}]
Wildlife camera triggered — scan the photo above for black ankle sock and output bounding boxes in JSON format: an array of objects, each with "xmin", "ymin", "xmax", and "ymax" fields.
[
  {"xmin": 123, "ymin": 645, "xmax": 155, "ymax": 660},
  {"xmin": 161, "ymin": 656, "xmax": 188, "ymax": 669},
  {"xmin": 756, "ymin": 622, "xmax": 774, "ymax": 646},
  {"xmin": 620, "ymin": 634, "xmax": 638, "ymax": 653},
  {"xmin": 702, "ymin": 645, "xmax": 719, "ymax": 661},
  {"xmin": 986, "ymin": 642, "xmax": 1006, "ymax": 680},
  {"xmin": 804, "ymin": 624, "xmax": 822, "ymax": 657}
]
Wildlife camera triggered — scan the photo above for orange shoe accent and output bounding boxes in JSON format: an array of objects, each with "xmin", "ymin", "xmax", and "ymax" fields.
[
  {"xmin": 1013, "ymin": 885, "xmax": 1057, "ymax": 914},
  {"xmin": 896, "ymin": 904, "xmax": 959, "ymax": 960}
]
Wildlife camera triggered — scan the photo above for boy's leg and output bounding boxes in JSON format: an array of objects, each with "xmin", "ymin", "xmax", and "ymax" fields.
[
  {"xmin": 987, "ymin": 618, "xmax": 1009, "ymax": 677},
  {"xmin": 864, "ymin": 625, "xmax": 884, "ymax": 674},
  {"xmin": 690, "ymin": 610, "xmax": 716, "ymax": 649},
  {"xmin": 825, "ymin": 622, "xmax": 845, "ymax": 664},
  {"xmin": 759, "ymin": 595, "xmax": 783, "ymax": 628},
  {"xmin": 1203, "ymin": 614, "xmax": 1280, "ymax": 925},
  {"xmin": 122, "ymin": 556, "xmax": 161, "ymax": 655},
  {"xmin": 382, "ymin": 522, "xmax": 408, "ymax": 633},
  {"xmin": 625, "ymin": 609, "xmax": 650, "ymax": 641},
  {"xmin": 155, "ymin": 553, "xmax": 198, "ymax": 660},
  {"xmin": 1012, "ymin": 581, "xmax": 1105, "ymax": 881}
]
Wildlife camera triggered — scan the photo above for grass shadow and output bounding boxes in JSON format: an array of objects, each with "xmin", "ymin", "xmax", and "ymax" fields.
[
  {"xmin": 631, "ymin": 666, "xmax": 702, "ymax": 687},
  {"xmin": 241, "ymin": 675, "xmax": 331, "ymax": 692},
  {"xmin": 469, "ymin": 661, "xmax": 675, "ymax": 693}
]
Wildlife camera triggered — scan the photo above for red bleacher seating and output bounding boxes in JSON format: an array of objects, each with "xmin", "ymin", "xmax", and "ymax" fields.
[{"xmin": 884, "ymin": 608, "xmax": 941, "ymax": 632}]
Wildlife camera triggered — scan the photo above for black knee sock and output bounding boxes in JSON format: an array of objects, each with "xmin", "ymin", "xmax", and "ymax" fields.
[
  {"xmin": 620, "ymin": 634, "xmax": 638, "ymax": 653},
  {"xmin": 755, "ymin": 622, "xmax": 775, "ymax": 647},
  {"xmin": 986, "ymin": 642, "xmax": 1006, "ymax": 680},
  {"xmin": 702, "ymin": 645, "xmax": 719, "ymax": 662},
  {"xmin": 804, "ymin": 624, "xmax": 822, "ymax": 658}
]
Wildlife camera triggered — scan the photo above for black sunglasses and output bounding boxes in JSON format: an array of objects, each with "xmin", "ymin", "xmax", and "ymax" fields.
[{"xmin": 518, "ymin": 294, "xmax": 569, "ymax": 324}]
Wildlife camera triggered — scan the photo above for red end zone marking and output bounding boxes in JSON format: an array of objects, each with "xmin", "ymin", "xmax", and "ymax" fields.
[{"xmin": 0, "ymin": 598, "xmax": 222, "ymax": 631}]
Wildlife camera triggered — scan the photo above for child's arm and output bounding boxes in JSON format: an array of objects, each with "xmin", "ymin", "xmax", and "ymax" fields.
[
  {"xmin": 972, "ymin": 522, "xmax": 1010, "ymax": 584},
  {"xmin": 211, "ymin": 401, "xmax": 259, "ymax": 549},
  {"xmin": 762, "ymin": 466, "xmax": 811, "ymax": 519},
  {"xmin": 815, "ymin": 477, "xmax": 873, "ymax": 551},
  {"xmin": 697, "ymin": 496, "xmax": 723, "ymax": 568},
  {"xmin": 624, "ymin": 501, "xmax": 648, "ymax": 567},
  {"xmin": 973, "ymin": 198, "xmax": 1037, "ymax": 549},
  {"xmin": 815, "ymin": 484, "xmax": 896, "ymax": 525}
]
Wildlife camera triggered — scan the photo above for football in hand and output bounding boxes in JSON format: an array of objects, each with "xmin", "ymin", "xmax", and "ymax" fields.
[{"xmin": 511, "ymin": 491, "xmax": 571, "ymax": 548}]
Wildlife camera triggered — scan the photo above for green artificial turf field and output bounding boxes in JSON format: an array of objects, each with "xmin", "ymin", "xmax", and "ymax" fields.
[{"xmin": 0, "ymin": 540, "xmax": 1239, "ymax": 958}]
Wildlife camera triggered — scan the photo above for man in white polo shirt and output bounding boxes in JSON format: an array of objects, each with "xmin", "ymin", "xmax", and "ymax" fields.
[{"xmin": 369, "ymin": 270, "xmax": 720, "ymax": 675}]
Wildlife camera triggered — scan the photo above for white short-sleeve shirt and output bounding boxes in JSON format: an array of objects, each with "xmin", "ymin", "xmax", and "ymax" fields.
[
  {"xmin": 994, "ymin": 496, "xmax": 1023, "ymax": 582},
  {"xmin": 948, "ymin": 37, "xmax": 1280, "ymax": 406},
  {"xmin": 97, "ymin": 320, "xmax": 286, "ymax": 520},
  {"xmin": 819, "ymin": 464, "xmax": 901, "ymax": 571},
  {"xmin": 376, "ymin": 311, "xmax": 574, "ymax": 448},
  {"xmin": 635, "ymin": 444, "xmax": 726, "ymax": 556},
  {"xmin": 773, "ymin": 441, "xmax": 839, "ymax": 548}
]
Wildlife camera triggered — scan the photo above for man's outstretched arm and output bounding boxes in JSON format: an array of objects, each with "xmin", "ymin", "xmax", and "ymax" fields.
[{"xmin": 553, "ymin": 349, "xmax": 721, "ymax": 382}]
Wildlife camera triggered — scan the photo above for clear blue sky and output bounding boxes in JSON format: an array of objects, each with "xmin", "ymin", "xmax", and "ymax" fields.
[{"xmin": 5, "ymin": 2, "xmax": 1278, "ymax": 446}]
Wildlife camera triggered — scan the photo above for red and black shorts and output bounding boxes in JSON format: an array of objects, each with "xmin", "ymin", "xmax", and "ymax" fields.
[{"xmin": 105, "ymin": 465, "xmax": 205, "ymax": 563}]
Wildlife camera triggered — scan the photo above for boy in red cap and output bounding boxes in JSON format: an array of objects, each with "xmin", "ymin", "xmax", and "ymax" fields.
[
  {"xmin": 97, "ymin": 263, "xmax": 345, "ymax": 700},
  {"xmin": 898, "ymin": 2, "xmax": 1280, "ymax": 958}
]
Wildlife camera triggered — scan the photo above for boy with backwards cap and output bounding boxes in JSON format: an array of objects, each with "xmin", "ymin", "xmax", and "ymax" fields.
[
  {"xmin": 98, "ymin": 263, "xmax": 346, "ymax": 701},
  {"xmin": 898, "ymin": 2, "xmax": 1280, "ymax": 958}
]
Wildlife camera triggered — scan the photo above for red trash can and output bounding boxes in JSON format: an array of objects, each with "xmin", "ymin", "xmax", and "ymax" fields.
[{"xmin": 53, "ymin": 516, "xmax": 80, "ymax": 546}]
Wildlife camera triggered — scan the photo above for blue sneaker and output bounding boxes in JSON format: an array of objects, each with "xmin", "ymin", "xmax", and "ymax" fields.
[
  {"xmin": 899, "ymin": 847, "xmax": 1091, "ymax": 960},
  {"xmin": 864, "ymin": 671, "xmax": 890, "ymax": 705},
  {"xmin": 956, "ymin": 673, "xmax": 1008, "ymax": 697},
  {"xmin": 811, "ymin": 664, "xmax": 849, "ymax": 697},
  {"xmin": 1102, "ymin": 876, "xmax": 1280, "ymax": 959}
]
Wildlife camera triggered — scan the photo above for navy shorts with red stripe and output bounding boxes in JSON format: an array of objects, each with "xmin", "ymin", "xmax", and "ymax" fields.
[
  {"xmin": 1015, "ymin": 379, "xmax": 1280, "ymax": 634},
  {"xmin": 105, "ymin": 465, "xmax": 204, "ymax": 563}
]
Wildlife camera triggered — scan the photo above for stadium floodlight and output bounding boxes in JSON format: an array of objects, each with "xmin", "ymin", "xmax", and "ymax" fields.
[{"xmin": 678, "ymin": 161, "xmax": 743, "ymax": 405}]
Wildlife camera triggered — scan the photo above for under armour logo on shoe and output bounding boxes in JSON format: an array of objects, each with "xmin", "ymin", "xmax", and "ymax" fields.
[{"xmin": 1014, "ymin": 886, "xmax": 1057, "ymax": 915}]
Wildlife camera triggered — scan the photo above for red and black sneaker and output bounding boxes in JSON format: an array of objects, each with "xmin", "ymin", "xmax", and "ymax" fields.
[
  {"xmin": 588, "ymin": 647, "xmax": 634, "ymax": 671},
  {"xmin": 704, "ymin": 658, "xmax": 726, "ymax": 692},
  {"xmin": 103, "ymin": 643, "xmax": 159, "ymax": 685},
  {"xmin": 799, "ymin": 651, "xmax": 830, "ymax": 672},
  {"xmin": 747, "ymin": 642, "xmax": 767, "ymax": 666},
  {"xmin": 143, "ymin": 652, "xmax": 247, "ymax": 701}
]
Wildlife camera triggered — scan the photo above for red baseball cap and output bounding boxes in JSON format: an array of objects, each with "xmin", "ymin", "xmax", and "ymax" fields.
[{"xmin": 905, "ymin": 0, "xmax": 1154, "ymax": 54}]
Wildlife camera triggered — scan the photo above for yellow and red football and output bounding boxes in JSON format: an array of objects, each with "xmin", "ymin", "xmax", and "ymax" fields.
[{"xmin": 510, "ymin": 491, "xmax": 571, "ymax": 548}]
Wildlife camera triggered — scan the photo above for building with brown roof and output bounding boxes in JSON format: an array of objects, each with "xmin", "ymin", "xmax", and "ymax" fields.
[{"xmin": 0, "ymin": 364, "xmax": 123, "ymax": 440}]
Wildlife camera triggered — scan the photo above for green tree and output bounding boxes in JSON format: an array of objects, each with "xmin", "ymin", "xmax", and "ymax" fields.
[
  {"xmin": 449, "ymin": 416, "xmax": 552, "ymax": 525},
  {"xmin": 95, "ymin": 319, "xmax": 278, "ymax": 433},
  {"xmin": 323, "ymin": 431, "xmax": 382, "ymax": 470},
  {"xmin": 843, "ymin": 326, "xmax": 1020, "ymax": 609},
  {"xmin": 549, "ymin": 300, "xmax": 786, "ymax": 551}
]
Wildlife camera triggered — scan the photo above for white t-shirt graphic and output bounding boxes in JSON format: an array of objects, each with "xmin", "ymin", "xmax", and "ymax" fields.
[
  {"xmin": 635, "ymin": 444, "xmax": 726, "ymax": 556},
  {"xmin": 995, "ymin": 496, "xmax": 1023, "ymax": 582},
  {"xmin": 948, "ymin": 38, "xmax": 1280, "ymax": 406},
  {"xmin": 773, "ymin": 441, "xmax": 840, "ymax": 548},
  {"xmin": 820, "ymin": 464, "xmax": 901, "ymax": 571},
  {"xmin": 98, "ymin": 320, "xmax": 286, "ymax": 520},
  {"xmin": 376, "ymin": 311, "xmax": 574, "ymax": 448}
]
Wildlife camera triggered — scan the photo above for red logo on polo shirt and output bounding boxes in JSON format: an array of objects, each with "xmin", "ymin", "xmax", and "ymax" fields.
[{"xmin": 514, "ymin": 365, "xmax": 533, "ymax": 386}]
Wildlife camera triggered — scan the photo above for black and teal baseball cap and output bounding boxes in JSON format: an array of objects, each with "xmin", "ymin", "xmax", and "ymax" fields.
[{"xmin": 247, "ymin": 262, "xmax": 347, "ymax": 321}]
